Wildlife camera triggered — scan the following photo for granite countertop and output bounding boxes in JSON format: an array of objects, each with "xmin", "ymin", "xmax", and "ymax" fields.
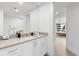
[{"xmin": 0, "ymin": 32, "xmax": 48, "ymax": 49}]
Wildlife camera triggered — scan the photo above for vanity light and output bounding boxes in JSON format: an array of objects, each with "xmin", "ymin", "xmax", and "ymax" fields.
[{"xmin": 19, "ymin": 2, "xmax": 23, "ymax": 5}]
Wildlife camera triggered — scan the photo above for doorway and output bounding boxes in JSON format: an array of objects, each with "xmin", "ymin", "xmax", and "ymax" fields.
[{"xmin": 54, "ymin": 2, "xmax": 75, "ymax": 56}]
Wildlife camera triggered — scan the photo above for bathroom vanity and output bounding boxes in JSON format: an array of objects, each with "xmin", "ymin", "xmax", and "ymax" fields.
[{"xmin": 0, "ymin": 32, "xmax": 48, "ymax": 56}]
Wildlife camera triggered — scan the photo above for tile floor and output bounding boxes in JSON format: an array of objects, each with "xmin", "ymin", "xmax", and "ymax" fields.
[{"xmin": 54, "ymin": 35, "xmax": 75, "ymax": 56}]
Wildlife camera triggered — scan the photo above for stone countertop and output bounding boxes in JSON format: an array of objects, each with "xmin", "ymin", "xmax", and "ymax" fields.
[{"xmin": 0, "ymin": 32, "xmax": 48, "ymax": 49}]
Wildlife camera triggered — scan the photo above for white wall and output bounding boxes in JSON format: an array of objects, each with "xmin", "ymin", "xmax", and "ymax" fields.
[
  {"xmin": 30, "ymin": 3, "xmax": 54, "ymax": 56},
  {"xmin": 0, "ymin": 9, "xmax": 3, "ymax": 35},
  {"xmin": 39, "ymin": 3, "xmax": 54, "ymax": 56},
  {"xmin": 4, "ymin": 15, "xmax": 30, "ymax": 35},
  {"xmin": 67, "ymin": 4, "xmax": 79, "ymax": 55},
  {"xmin": 24, "ymin": 15, "xmax": 30, "ymax": 33},
  {"xmin": 30, "ymin": 8, "xmax": 40, "ymax": 32}
]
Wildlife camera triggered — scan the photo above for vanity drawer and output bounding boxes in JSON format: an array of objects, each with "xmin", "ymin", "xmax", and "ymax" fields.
[
  {"xmin": 7, "ymin": 44, "xmax": 23, "ymax": 56},
  {"xmin": 7, "ymin": 48, "xmax": 20, "ymax": 56},
  {"xmin": 0, "ymin": 44, "xmax": 23, "ymax": 56}
]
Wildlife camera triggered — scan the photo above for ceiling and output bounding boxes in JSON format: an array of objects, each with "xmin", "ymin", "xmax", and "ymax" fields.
[
  {"xmin": 0, "ymin": 2, "xmax": 45, "ymax": 17},
  {"xmin": 0, "ymin": 2, "xmax": 72, "ymax": 18}
]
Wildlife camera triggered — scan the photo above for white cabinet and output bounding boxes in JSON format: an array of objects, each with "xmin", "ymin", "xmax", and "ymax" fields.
[
  {"xmin": 0, "ymin": 48, "xmax": 8, "ymax": 56},
  {"xmin": 32, "ymin": 39, "xmax": 41, "ymax": 56},
  {"xmin": 32, "ymin": 36, "xmax": 48, "ymax": 56},
  {"xmin": 40, "ymin": 36, "xmax": 48, "ymax": 55},
  {"xmin": 0, "ymin": 36, "xmax": 48, "ymax": 56},
  {"xmin": 23, "ymin": 41, "xmax": 33, "ymax": 56},
  {"xmin": 7, "ymin": 44, "xmax": 23, "ymax": 56},
  {"xmin": 0, "ymin": 44, "xmax": 23, "ymax": 56}
]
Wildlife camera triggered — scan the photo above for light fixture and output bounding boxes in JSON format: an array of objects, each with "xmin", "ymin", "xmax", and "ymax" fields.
[
  {"xmin": 14, "ymin": 8, "xmax": 19, "ymax": 12},
  {"xmin": 19, "ymin": 2, "xmax": 23, "ymax": 5}
]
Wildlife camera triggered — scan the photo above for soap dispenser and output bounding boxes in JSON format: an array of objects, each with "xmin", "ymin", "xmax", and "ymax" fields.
[{"xmin": 16, "ymin": 32, "xmax": 21, "ymax": 38}]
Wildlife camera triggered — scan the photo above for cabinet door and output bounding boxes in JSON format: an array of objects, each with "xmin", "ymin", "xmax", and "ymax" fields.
[
  {"xmin": 43, "ymin": 36, "xmax": 48, "ymax": 54},
  {"xmin": 40, "ymin": 36, "xmax": 48, "ymax": 56},
  {"xmin": 23, "ymin": 41, "xmax": 33, "ymax": 56},
  {"xmin": 0, "ymin": 49, "xmax": 8, "ymax": 56},
  {"xmin": 7, "ymin": 44, "xmax": 23, "ymax": 56},
  {"xmin": 0, "ymin": 44, "xmax": 23, "ymax": 56},
  {"xmin": 32, "ymin": 39, "xmax": 41, "ymax": 56}
]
